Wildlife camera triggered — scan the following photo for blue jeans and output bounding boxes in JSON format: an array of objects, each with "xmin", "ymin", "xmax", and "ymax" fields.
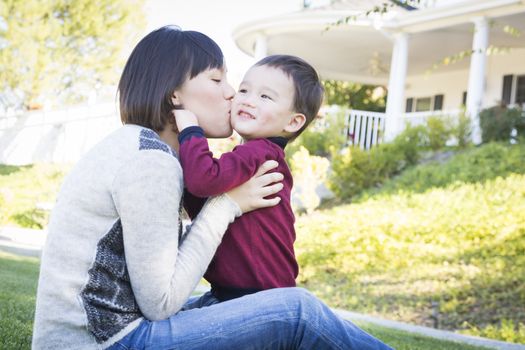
[{"xmin": 107, "ymin": 287, "xmax": 393, "ymax": 350}]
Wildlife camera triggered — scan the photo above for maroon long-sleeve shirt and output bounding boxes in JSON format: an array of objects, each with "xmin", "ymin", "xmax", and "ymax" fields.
[{"xmin": 178, "ymin": 126, "xmax": 298, "ymax": 300}]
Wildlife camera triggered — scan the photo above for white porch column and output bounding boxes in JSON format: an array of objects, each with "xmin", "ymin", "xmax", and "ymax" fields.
[
  {"xmin": 385, "ymin": 32, "xmax": 409, "ymax": 142},
  {"xmin": 466, "ymin": 17, "xmax": 489, "ymax": 144},
  {"xmin": 254, "ymin": 33, "xmax": 267, "ymax": 60}
]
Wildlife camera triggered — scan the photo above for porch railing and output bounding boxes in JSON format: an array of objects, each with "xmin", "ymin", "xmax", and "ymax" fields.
[
  {"xmin": 343, "ymin": 108, "xmax": 462, "ymax": 150},
  {"xmin": 344, "ymin": 109, "xmax": 386, "ymax": 150}
]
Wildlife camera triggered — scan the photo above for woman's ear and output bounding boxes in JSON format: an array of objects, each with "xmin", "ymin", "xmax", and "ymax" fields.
[
  {"xmin": 171, "ymin": 93, "xmax": 183, "ymax": 109},
  {"xmin": 284, "ymin": 113, "xmax": 307, "ymax": 133}
]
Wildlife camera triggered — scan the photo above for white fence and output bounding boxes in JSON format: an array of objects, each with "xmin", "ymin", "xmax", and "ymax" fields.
[
  {"xmin": 343, "ymin": 108, "xmax": 462, "ymax": 150},
  {"xmin": 0, "ymin": 103, "xmax": 120, "ymax": 165}
]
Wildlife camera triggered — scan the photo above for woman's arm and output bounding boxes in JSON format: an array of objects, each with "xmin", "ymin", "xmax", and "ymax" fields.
[{"xmin": 112, "ymin": 152, "xmax": 282, "ymax": 321}]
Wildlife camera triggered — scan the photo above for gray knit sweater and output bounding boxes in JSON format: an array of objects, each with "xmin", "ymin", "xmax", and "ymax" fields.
[{"xmin": 32, "ymin": 125, "xmax": 241, "ymax": 349}]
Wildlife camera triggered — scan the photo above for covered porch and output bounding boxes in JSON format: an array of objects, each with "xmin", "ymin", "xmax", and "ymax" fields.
[{"xmin": 233, "ymin": 0, "xmax": 525, "ymax": 147}]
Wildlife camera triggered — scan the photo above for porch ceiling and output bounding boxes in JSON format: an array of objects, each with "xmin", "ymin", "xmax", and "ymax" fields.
[{"xmin": 234, "ymin": 11, "xmax": 525, "ymax": 85}]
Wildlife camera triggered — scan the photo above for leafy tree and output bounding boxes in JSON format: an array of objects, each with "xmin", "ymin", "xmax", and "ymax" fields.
[
  {"xmin": 0, "ymin": 0, "xmax": 145, "ymax": 110},
  {"xmin": 322, "ymin": 80, "xmax": 386, "ymax": 112}
]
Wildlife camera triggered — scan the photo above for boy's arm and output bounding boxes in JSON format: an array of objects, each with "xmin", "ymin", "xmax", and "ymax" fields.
[
  {"xmin": 178, "ymin": 127, "xmax": 273, "ymax": 197},
  {"xmin": 174, "ymin": 109, "xmax": 277, "ymax": 197}
]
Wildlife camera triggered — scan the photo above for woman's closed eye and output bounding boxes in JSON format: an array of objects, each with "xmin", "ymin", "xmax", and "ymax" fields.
[
  {"xmin": 261, "ymin": 94, "xmax": 273, "ymax": 100},
  {"xmin": 238, "ymin": 88, "xmax": 248, "ymax": 94},
  {"xmin": 212, "ymin": 79, "xmax": 221, "ymax": 83}
]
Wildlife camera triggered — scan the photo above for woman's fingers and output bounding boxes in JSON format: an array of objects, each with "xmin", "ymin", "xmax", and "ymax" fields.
[
  {"xmin": 257, "ymin": 196, "xmax": 281, "ymax": 209},
  {"xmin": 225, "ymin": 159, "xmax": 284, "ymax": 214},
  {"xmin": 256, "ymin": 171, "xmax": 284, "ymax": 187},
  {"xmin": 254, "ymin": 160, "xmax": 279, "ymax": 177},
  {"xmin": 261, "ymin": 182, "xmax": 284, "ymax": 198}
]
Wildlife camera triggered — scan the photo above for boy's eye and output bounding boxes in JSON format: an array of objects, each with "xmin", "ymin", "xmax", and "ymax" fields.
[
  {"xmin": 261, "ymin": 94, "xmax": 272, "ymax": 100},
  {"xmin": 238, "ymin": 88, "xmax": 247, "ymax": 93}
]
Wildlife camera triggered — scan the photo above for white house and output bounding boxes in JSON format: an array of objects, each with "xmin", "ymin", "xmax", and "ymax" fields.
[{"xmin": 232, "ymin": 0, "xmax": 525, "ymax": 147}]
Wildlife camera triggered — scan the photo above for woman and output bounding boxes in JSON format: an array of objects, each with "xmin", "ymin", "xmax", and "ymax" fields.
[{"xmin": 32, "ymin": 26, "xmax": 393, "ymax": 350}]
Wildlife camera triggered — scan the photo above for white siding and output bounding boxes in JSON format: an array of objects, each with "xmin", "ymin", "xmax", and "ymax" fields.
[{"xmin": 404, "ymin": 48, "xmax": 525, "ymax": 111}]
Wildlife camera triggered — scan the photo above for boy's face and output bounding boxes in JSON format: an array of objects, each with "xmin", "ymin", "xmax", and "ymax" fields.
[{"xmin": 231, "ymin": 65, "xmax": 296, "ymax": 140}]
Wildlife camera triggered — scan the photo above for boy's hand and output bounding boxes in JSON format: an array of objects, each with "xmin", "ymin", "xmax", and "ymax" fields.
[{"xmin": 173, "ymin": 109, "xmax": 199, "ymax": 131}]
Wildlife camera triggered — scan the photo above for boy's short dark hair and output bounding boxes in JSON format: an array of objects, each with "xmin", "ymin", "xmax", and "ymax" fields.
[
  {"xmin": 118, "ymin": 26, "xmax": 224, "ymax": 132},
  {"xmin": 254, "ymin": 55, "xmax": 324, "ymax": 140}
]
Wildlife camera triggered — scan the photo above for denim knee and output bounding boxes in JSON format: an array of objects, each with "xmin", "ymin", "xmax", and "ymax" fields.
[{"xmin": 277, "ymin": 287, "xmax": 320, "ymax": 316}]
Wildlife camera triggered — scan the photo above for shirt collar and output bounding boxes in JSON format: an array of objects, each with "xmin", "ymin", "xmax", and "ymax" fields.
[{"xmin": 266, "ymin": 136, "xmax": 288, "ymax": 149}]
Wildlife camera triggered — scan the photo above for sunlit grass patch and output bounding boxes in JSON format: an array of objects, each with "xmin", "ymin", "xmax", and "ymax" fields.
[{"xmin": 296, "ymin": 172, "xmax": 525, "ymax": 343}]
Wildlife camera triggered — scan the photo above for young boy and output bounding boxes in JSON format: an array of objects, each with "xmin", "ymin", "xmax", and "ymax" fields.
[{"xmin": 175, "ymin": 55, "xmax": 324, "ymax": 301}]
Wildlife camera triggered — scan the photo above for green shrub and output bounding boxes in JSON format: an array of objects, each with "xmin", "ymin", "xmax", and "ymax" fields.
[
  {"xmin": 452, "ymin": 110, "xmax": 472, "ymax": 149},
  {"xmin": 329, "ymin": 124, "xmax": 428, "ymax": 200},
  {"xmin": 426, "ymin": 115, "xmax": 452, "ymax": 150},
  {"xmin": 390, "ymin": 124, "xmax": 428, "ymax": 165},
  {"xmin": 329, "ymin": 146, "xmax": 370, "ymax": 199},
  {"xmin": 287, "ymin": 109, "xmax": 347, "ymax": 160},
  {"xmin": 479, "ymin": 105, "xmax": 523, "ymax": 143},
  {"xmin": 376, "ymin": 142, "xmax": 525, "ymax": 195},
  {"xmin": 0, "ymin": 163, "xmax": 70, "ymax": 228}
]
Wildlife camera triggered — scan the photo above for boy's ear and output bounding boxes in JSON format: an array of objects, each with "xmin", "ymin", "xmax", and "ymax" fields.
[{"xmin": 284, "ymin": 113, "xmax": 307, "ymax": 133}]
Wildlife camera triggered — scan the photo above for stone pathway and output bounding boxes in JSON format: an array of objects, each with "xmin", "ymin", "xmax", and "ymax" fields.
[{"xmin": 1, "ymin": 226, "xmax": 524, "ymax": 350}]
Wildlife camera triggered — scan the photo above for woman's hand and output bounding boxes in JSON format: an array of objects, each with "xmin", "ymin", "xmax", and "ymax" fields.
[{"xmin": 226, "ymin": 160, "xmax": 284, "ymax": 214}]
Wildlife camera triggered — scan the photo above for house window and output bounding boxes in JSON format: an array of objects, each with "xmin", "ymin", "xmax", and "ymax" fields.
[
  {"xmin": 415, "ymin": 97, "xmax": 432, "ymax": 112},
  {"xmin": 406, "ymin": 98, "xmax": 414, "ymax": 113},
  {"xmin": 502, "ymin": 75, "xmax": 513, "ymax": 104},
  {"xmin": 434, "ymin": 94, "xmax": 444, "ymax": 110},
  {"xmin": 516, "ymin": 75, "xmax": 525, "ymax": 104},
  {"xmin": 405, "ymin": 94, "xmax": 445, "ymax": 112},
  {"xmin": 500, "ymin": 74, "xmax": 525, "ymax": 106}
]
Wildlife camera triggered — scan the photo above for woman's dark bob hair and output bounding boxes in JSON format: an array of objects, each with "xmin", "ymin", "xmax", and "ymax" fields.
[{"xmin": 118, "ymin": 25, "xmax": 224, "ymax": 131}]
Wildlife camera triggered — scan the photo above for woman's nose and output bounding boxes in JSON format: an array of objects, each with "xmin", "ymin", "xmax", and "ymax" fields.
[{"xmin": 224, "ymin": 83, "xmax": 235, "ymax": 100}]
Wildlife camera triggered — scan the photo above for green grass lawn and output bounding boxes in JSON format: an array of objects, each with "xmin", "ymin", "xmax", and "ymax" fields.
[
  {"xmin": 0, "ymin": 252, "xmax": 39, "ymax": 349},
  {"xmin": 1, "ymin": 142, "xmax": 524, "ymax": 346},
  {"xmin": 296, "ymin": 143, "xmax": 525, "ymax": 343},
  {"xmin": 0, "ymin": 251, "xmax": 488, "ymax": 350}
]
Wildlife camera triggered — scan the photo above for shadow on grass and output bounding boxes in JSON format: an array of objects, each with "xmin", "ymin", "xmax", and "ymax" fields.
[{"xmin": 445, "ymin": 228, "xmax": 525, "ymax": 327}]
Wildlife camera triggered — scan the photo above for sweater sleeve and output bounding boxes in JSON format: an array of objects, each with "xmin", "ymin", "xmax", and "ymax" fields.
[
  {"xmin": 111, "ymin": 150, "xmax": 241, "ymax": 321},
  {"xmin": 179, "ymin": 130, "xmax": 275, "ymax": 197}
]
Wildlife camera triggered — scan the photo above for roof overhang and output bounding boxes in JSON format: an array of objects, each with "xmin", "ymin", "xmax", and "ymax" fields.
[{"xmin": 233, "ymin": 0, "xmax": 525, "ymax": 84}]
